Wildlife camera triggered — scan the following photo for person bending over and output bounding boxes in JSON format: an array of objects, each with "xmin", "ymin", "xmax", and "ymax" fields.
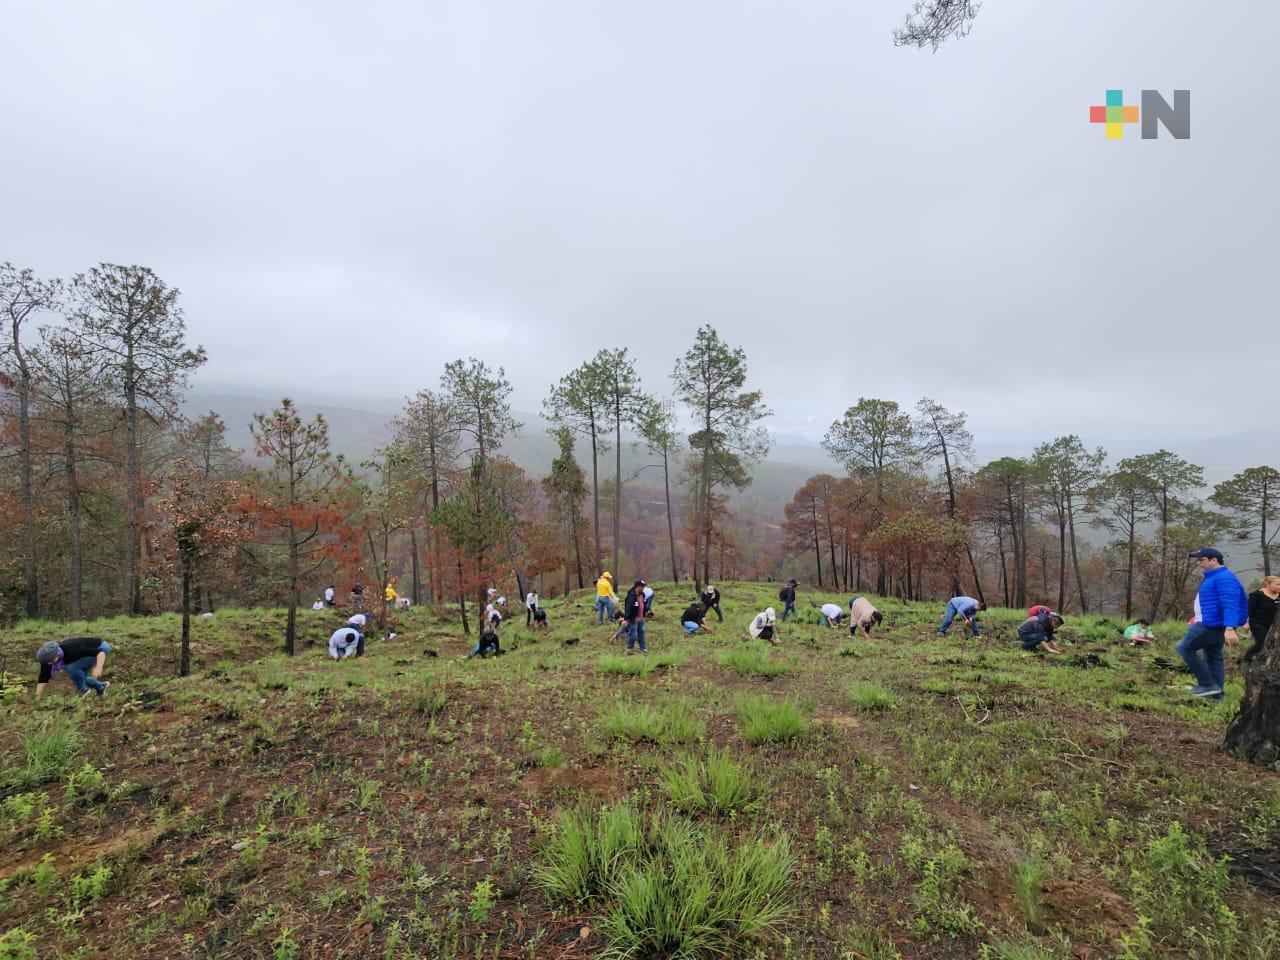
[
  {"xmin": 848, "ymin": 596, "xmax": 883, "ymax": 638},
  {"xmin": 818, "ymin": 603, "xmax": 844, "ymax": 629},
  {"xmin": 466, "ymin": 629, "xmax": 504, "ymax": 660},
  {"xmin": 939, "ymin": 596, "xmax": 986, "ymax": 637},
  {"xmin": 1019, "ymin": 611, "xmax": 1064, "ymax": 655},
  {"xmin": 749, "ymin": 607, "xmax": 780, "ymax": 645},
  {"xmin": 700, "ymin": 584, "xmax": 723, "ymax": 622},
  {"xmin": 329, "ymin": 626, "xmax": 364, "ymax": 660},
  {"xmin": 1123, "ymin": 619, "xmax": 1156, "ymax": 646},
  {"xmin": 35, "ymin": 638, "xmax": 112, "ymax": 697},
  {"xmin": 680, "ymin": 601, "xmax": 712, "ymax": 635}
]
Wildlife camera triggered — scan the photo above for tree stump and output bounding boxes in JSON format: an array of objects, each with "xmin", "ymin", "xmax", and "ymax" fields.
[{"xmin": 1223, "ymin": 626, "xmax": 1280, "ymax": 770}]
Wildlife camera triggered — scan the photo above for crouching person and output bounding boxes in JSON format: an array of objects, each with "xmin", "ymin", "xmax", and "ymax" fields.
[
  {"xmin": 749, "ymin": 608, "xmax": 780, "ymax": 645},
  {"xmin": 1019, "ymin": 611, "xmax": 1064, "ymax": 655},
  {"xmin": 35, "ymin": 639, "xmax": 112, "ymax": 697},
  {"xmin": 329, "ymin": 626, "xmax": 364, "ymax": 660},
  {"xmin": 466, "ymin": 630, "xmax": 504, "ymax": 660}
]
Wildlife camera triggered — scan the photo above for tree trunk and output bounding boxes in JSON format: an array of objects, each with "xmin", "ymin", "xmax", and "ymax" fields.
[
  {"xmin": 410, "ymin": 526, "xmax": 421, "ymax": 605},
  {"xmin": 966, "ymin": 545, "xmax": 985, "ymax": 604},
  {"xmin": 812, "ymin": 501, "xmax": 823, "ymax": 588},
  {"xmin": 18, "ymin": 377, "xmax": 38, "ymax": 619},
  {"xmin": 285, "ymin": 532, "xmax": 299, "ymax": 655},
  {"xmin": 180, "ymin": 559, "xmax": 192, "ymax": 676},
  {"xmin": 1223, "ymin": 624, "xmax": 1280, "ymax": 769},
  {"xmin": 613, "ymin": 400, "xmax": 622, "ymax": 584},
  {"xmin": 590, "ymin": 426, "xmax": 602, "ymax": 576},
  {"xmin": 1057, "ymin": 517, "xmax": 1067, "ymax": 612},
  {"xmin": 663, "ymin": 449, "xmax": 678, "ymax": 584},
  {"xmin": 66, "ymin": 441, "xmax": 84, "ymax": 621},
  {"xmin": 1124, "ymin": 514, "xmax": 1136, "ymax": 621},
  {"xmin": 1067, "ymin": 495, "xmax": 1088, "ymax": 613}
]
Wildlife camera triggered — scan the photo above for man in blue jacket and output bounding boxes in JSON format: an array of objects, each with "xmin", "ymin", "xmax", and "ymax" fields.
[{"xmin": 1176, "ymin": 547, "xmax": 1248, "ymax": 700}]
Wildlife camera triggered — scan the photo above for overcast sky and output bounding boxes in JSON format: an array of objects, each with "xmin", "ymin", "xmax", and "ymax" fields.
[{"xmin": 4, "ymin": 1, "xmax": 1275, "ymax": 445}]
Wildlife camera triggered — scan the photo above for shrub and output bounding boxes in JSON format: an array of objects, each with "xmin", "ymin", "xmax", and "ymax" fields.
[
  {"xmin": 0, "ymin": 929, "xmax": 38, "ymax": 960},
  {"xmin": 737, "ymin": 696, "xmax": 807, "ymax": 745},
  {"xmin": 11, "ymin": 720, "xmax": 80, "ymax": 789},
  {"xmin": 848, "ymin": 681, "xmax": 897, "ymax": 711}
]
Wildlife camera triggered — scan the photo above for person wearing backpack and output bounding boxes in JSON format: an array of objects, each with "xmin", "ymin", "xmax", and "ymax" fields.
[{"xmin": 779, "ymin": 580, "xmax": 797, "ymax": 621}]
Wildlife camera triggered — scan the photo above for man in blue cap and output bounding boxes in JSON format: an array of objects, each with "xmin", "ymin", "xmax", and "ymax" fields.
[{"xmin": 1177, "ymin": 547, "xmax": 1248, "ymax": 700}]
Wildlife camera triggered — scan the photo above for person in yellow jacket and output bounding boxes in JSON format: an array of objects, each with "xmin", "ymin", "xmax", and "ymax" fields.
[
  {"xmin": 385, "ymin": 579, "xmax": 398, "ymax": 603},
  {"xmin": 594, "ymin": 572, "xmax": 617, "ymax": 624}
]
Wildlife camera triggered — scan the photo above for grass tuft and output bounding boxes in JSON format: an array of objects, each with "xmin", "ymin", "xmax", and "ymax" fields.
[
  {"xmin": 10, "ymin": 720, "xmax": 81, "ymax": 789},
  {"xmin": 718, "ymin": 642, "xmax": 791, "ymax": 678},
  {"xmin": 536, "ymin": 803, "xmax": 796, "ymax": 957},
  {"xmin": 601, "ymin": 699, "xmax": 704, "ymax": 745},
  {"xmin": 848, "ymin": 681, "xmax": 897, "ymax": 711},
  {"xmin": 736, "ymin": 695, "xmax": 808, "ymax": 745},
  {"xmin": 659, "ymin": 748, "xmax": 761, "ymax": 815}
]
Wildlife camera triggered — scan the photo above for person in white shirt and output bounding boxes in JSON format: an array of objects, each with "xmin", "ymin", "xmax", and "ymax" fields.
[
  {"xmin": 323, "ymin": 585, "xmax": 336, "ymax": 606},
  {"xmin": 749, "ymin": 608, "xmax": 780, "ymax": 644},
  {"xmin": 311, "ymin": 598, "xmax": 325, "ymax": 611},
  {"xmin": 485, "ymin": 603, "xmax": 503, "ymax": 628},
  {"xmin": 819, "ymin": 603, "xmax": 844, "ymax": 628},
  {"xmin": 526, "ymin": 591, "xmax": 539, "ymax": 626},
  {"xmin": 329, "ymin": 626, "xmax": 363, "ymax": 660},
  {"xmin": 346, "ymin": 612, "xmax": 368, "ymax": 629}
]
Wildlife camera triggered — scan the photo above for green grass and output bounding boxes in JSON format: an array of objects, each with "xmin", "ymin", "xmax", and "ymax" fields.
[
  {"xmin": 659, "ymin": 748, "xmax": 761, "ymax": 816},
  {"xmin": 717, "ymin": 642, "xmax": 791, "ymax": 678},
  {"xmin": 847, "ymin": 681, "xmax": 898, "ymax": 711},
  {"xmin": 9, "ymin": 720, "xmax": 80, "ymax": 789},
  {"xmin": 736, "ymin": 695, "xmax": 808, "ymax": 745},
  {"xmin": 600, "ymin": 699, "xmax": 704, "ymax": 744},
  {"xmin": 598, "ymin": 651, "xmax": 686, "ymax": 677},
  {"xmin": 536, "ymin": 803, "xmax": 796, "ymax": 957}
]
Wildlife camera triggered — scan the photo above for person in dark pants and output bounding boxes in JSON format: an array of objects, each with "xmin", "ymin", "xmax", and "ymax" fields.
[
  {"xmin": 466, "ymin": 630, "xmax": 503, "ymax": 660},
  {"xmin": 35, "ymin": 639, "xmax": 112, "ymax": 697},
  {"xmin": 1176, "ymin": 548, "xmax": 1248, "ymax": 700},
  {"xmin": 779, "ymin": 580, "xmax": 797, "ymax": 621},
  {"xmin": 1241, "ymin": 575, "xmax": 1280, "ymax": 664},
  {"xmin": 328, "ymin": 627, "xmax": 365, "ymax": 660},
  {"xmin": 1018, "ymin": 611, "xmax": 1064, "ymax": 655},
  {"xmin": 700, "ymin": 584, "xmax": 723, "ymax": 622},
  {"xmin": 624, "ymin": 579, "xmax": 649, "ymax": 653}
]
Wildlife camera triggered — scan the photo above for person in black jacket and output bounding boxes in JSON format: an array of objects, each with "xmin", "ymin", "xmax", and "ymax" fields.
[
  {"xmin": 35, "ymin": 638, "xmax": 112, "ymax": 697},
  {"xmin": 700, "ymin": 584, "xmax": 723, "ymax": 622},
  {"xmin": 779, "ymin": 580, "xmax": 797, "ymax": 621},
  {"xmin": 1242, "ymin": 575, "xmax": 1280, "ymax": 663},
  {"xmin": 623, "ymin": 580, "xmax": 649, "ymax": 653}
]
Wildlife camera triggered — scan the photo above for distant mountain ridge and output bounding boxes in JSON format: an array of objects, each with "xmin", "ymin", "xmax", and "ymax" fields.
[{"xmin": 184, "ymin": 389, "xmax": 1279, "ymax": 522}]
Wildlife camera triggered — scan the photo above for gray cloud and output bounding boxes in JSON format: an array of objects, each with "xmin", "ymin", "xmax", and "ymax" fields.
[{"xmin": 3, "ymin": 0, "xmax": 1274, "ymax": 445}]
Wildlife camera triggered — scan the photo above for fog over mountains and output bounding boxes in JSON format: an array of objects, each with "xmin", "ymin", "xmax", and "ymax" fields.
[{"xmin": 185, "ymin": 385, "xmax": 1279, "ymax": 524}]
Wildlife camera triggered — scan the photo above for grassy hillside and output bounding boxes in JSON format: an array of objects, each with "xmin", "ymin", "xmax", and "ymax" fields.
[{"xmin": 1, "ymin": 593, "xmax": 1277, "ymax": 959}]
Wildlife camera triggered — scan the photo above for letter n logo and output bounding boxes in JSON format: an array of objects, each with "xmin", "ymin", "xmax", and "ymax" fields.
[{"xmin": 1140, "ymin": 90, "xmax": 1191, "ymax": 139}]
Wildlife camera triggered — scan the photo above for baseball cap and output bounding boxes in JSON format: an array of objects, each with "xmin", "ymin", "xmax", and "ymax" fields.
[
  {"xmin": 35, "ymin": 641, "xmax": 60, "ymax": 664},
  {"xmin": 634, "ymin": 579, "xmax": 646, "ymax": 587},
  {"xmin": 1188, "ymin": 547, "xmax": 1224, "ymax": 561}
]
